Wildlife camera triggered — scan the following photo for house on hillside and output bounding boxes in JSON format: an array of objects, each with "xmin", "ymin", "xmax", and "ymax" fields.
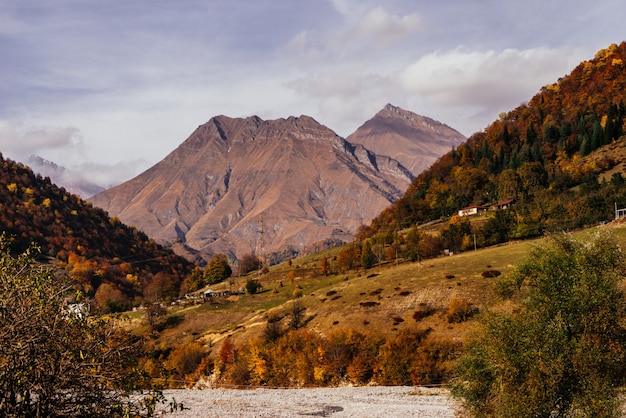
[
  {"xmin": 458, "ymin": 205, "xmax": 486, "ymax": 217},
  {"xmin": 494, "ymin": 198, "xmax": 516, "ymax": 210},
  {"xmin": 204, "ymin": 289, "xmax": 232, "ymax": 299}
]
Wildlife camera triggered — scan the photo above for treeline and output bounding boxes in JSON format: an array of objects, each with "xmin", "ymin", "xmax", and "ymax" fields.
[
  {"xmin": 214, "ymin": 327, "xmax": 457, "ymax": 388},
  {"xmin": 143, "ymin": 324, "xmax": 459, "ymax": 388},
  {"xmin": 370, "ymin": 43, "xmax": 626, "ymax": 237},
  {"xmin": 0, "ymin": 154, "xmax": 194, "ymax": 311}
]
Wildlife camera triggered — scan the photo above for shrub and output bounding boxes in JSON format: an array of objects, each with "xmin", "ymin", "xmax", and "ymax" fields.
[
  {"xmin": 446, "ymin": 296, "xmax": 477, "ymax": 323},
  {"xmin": 413, "ymin": 305, "xmax": 436, "ymax": 322},
  {"xmin": 392, "ymin": 317, "xmax": 404, "ymax": 325},
  {"xmin": 166, "ymin": 342, "xmax": 205, "ymax": 379},
  {"xmin": 453, "ymin": 232, "xmax": 626, "ymax": 417},
  {"xmin": 245, "ymin": 278, "xmax": 262, "ymax": 294},
  {"xmin": 239, "ymin": 253, "xmax": 260, "ymax": 275}
]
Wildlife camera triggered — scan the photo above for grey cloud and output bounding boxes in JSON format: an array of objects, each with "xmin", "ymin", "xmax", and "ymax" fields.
[
  {"xmin": 0, "ymin": 121, "xmax": 84, "ymax": 162},
  {"xmin": 400, "ymin": 47, "xmax": 586, "ymax": 109}
]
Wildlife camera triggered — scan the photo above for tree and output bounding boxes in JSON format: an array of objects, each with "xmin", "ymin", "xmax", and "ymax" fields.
[
  {"xmin": 288, "ymin": 300, "xmax": 306, "ymax": 330},
  {"xmin": 337, "ymin": 244, "xmax": 360, "ymax": 272},
  {"xmin": 239, "ymin": 253, "xmax": 260, "ymax": 275},
  {"xmin": 0, "ymin": 236, "xmax": 164, "ymax": 417},
  {"xmin": 204, "ymin": 253, "xmax": 232, "ymax": 285},
  {"xmin": 495, "ymin": 169, "xmax": 521, "ymax": 200},
  {"xmin": 320, "ymin": 255, "xmax": 330, "ymax": 276},
  {"xmin": 245, "ymin": 278, "xmax": 262, "ymax": 294},
  {"xmin": 453, "ymin": 232, "xmax": 626, "ymax": 417},
  {"xmin": 361, "ymin": 239, "xmax": 376, "ymax": 269}
]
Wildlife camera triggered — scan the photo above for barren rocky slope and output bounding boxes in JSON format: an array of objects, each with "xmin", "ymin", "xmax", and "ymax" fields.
[
  {"xmin": 90, "ymin": 115, "xmax": 413, "ymax": 262},
  {"xmin": 347, "ymin": 104, "xmax": 466, "ymax": 176}
]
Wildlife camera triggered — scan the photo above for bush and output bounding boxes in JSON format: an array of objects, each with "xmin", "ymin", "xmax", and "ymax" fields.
[
  {"xmin": 245, "ymin": 278, "xmax": 262, "ymax": 294},
  {"xmin": 166, "ymin": 342, "xmax": 205, "ymax": 379},
  {"xmin": 413, "ymin": 305, "xmax": 435, "ymax": 322},
  {"xmin": 239, "ymin": 253, "xmax": 261, "ymax": 275},
  {"xmin": 446, "ymin": 296, "xmax": 477, "ymax": 323},
  {"xmin": 452, "ymin": 232, "xmax": 626, "ymax": 417}
]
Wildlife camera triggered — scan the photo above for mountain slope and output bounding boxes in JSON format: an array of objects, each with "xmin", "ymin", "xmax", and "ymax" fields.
[
  {"xmin": 347, "ymin": 104, "xmax": 466, "ymax": 176},
  {"xmin": 0, "ymin": 153, "xmax": 194, "ymax": 308},
  {"xmin": 90, "ymin": 115, "xmax": 414, "ymax": 262},
  {"xmin": 370, "ymin": 42, "xmax": 626, "ymax": 238}
]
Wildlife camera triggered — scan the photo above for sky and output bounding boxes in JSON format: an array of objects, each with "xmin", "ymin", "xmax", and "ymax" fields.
[{"xmin": 0, "ymin": 0, "xmax": 623, "ymax": 187}]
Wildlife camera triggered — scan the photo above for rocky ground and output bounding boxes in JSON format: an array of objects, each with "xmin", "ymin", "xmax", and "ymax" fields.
[{"xmin": 156, "ymin": 386, "xmax": 460, "ymax": 417}]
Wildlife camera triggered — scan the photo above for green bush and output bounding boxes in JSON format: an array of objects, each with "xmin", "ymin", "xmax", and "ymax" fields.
[{"xmin": 452, "ymin": 232, "xmax": 626, "ymax": 417}]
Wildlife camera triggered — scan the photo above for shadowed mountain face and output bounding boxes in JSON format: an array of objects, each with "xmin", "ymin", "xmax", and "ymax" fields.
[
  {"xmin": 90, "ymin": 114, "xmax": 415, "ymax": 262},
  {"xmin": 347, "ymin": 104, "xmax": 466, "ymax": 176}
]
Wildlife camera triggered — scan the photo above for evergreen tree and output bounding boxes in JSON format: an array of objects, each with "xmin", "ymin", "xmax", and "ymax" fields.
[{"xmin": 361, "ymin": 240, "xmax": 376, "ymax": 269}]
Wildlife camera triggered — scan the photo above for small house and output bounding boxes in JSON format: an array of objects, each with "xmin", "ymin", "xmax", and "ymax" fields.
[
  {"xmin": 458, "ymin": 205, "xmax": 485, "ymax": 217},
  {"xmin": 495, "ymin": 198, "xmax": 516, "ymax": 210}
]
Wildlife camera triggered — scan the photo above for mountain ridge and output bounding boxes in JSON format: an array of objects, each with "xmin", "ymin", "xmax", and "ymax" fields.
[
  {"xmin": 90, "ymin": 112, "xmax": 427, "ymax": 262},
  {"xmin": 347, "ymin": 103, "xmax": 466, "ymax": 176}
]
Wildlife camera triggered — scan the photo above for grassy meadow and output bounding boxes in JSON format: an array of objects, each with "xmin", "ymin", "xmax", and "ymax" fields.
[{"xmin": 127, "ymin": 220, "xmax": 626, "ymax": 360}]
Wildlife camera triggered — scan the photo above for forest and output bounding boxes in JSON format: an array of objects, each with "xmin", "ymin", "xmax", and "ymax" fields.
[
  {"xmin": 0, "ymin": 154, "xmax": 195, "ymax": 312},
  {"xmin": 365, "ymin": 43, "xmax": 626, "ymax": 253}
]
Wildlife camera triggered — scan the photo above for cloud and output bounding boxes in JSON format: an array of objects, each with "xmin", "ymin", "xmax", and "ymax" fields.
[
  {"xmin": 287, "ymin": 68, "xmax": 395, "ymax": 135},
  {"xmin": 288, "ymin": 4, "xmax": 421, "ymax": 61},
  {"xmin": 71, "ymin": 160, "xmax": 147, "ymax": 189},
  {"xmin": 400, "ymin": 47, "xmax": 585, "ymax": 109},
  {"xmin": 0, "ymin": 121, "xmax": 85, "ymax": 162},
  {"xmin": 351, "ymin": 7, "xmax": 421, "ymax": 47}
]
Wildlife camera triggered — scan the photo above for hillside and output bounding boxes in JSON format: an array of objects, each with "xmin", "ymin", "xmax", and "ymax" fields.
[
  {"xmin": 126, "ymin": 215, "xmax": 626, "ymax": 388},
  {"xmin": 369, "ymin": 42, "xmax": 626, "ymax": 241},
  {"xmin": 90, "ymin": 114, "xmax": 415, "ymax": 264},
  {"xmin": 347, "ymin": 104, "xmax": 466, "ymax": 176},
  {"xmin": 0, "ymin": 153, "xmax": 194, "ymax": 311}
]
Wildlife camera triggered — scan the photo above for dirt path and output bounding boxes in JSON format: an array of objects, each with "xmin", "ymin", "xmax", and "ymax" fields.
[{"xmin": 157, "ymin": 386, "xmax": 460, "ymax": 417}]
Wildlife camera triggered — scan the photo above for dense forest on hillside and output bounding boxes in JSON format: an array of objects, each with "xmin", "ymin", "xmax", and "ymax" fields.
[
  {"xmin": 365, "ymin": 43, "xmax": 626, "ymax": 251},
  {"xmin": 0, "ymin": 153, "xmax": 194, "ymax": 311}
]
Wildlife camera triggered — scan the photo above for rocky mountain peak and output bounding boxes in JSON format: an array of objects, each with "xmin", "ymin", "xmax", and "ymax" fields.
[
  {"xmin": 90, "ymin": 114, "xmax": 414, "ymax": 263},
  {"xmin": 347, "ymin": 104, "xmax": 466, "ymax": 176}
]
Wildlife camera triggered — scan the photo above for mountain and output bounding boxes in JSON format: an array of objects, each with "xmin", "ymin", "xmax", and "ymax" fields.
[
  {"xmin": 369, "ymin": 42, "xmax": 626, "ymax": 244},
  {"xmin": 90, "ymin": 115, "xmax": 414, "ymax": 262},
  {"xmin": 347, "ymin": 104, "xmax": 466, "ymax": 176},
  {"xmin": 27, "ymin": 155, "xmax": 104, "ymax": 198},
  {"xmin": 0, "ymin": 153, "xmax": 194, "ymax": 309}
]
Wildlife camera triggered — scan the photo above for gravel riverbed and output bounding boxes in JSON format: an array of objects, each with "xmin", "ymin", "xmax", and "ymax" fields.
[{"xmin": 156, "ymin": 386, "xmax": 460, "ymax": 417}]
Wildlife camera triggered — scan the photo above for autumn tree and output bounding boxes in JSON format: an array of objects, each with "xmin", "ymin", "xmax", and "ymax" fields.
[
  {"xmin": 94, "ymin": 282, "xmax": 128, "ymax": 313},
  {"xmin": 0, "ymin": 236, "xmax": 164, "ymax": 417},
  {"xmin": 320, "ymin": 255, "xmax": 330, "ymax": 276},
  {"xmin": 337, "ymin": 244, "xmax": 360, "ymax": 272},
  {"xmin": 204, "ymin": 253, "xmax": 232, "ymax": 285}
]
